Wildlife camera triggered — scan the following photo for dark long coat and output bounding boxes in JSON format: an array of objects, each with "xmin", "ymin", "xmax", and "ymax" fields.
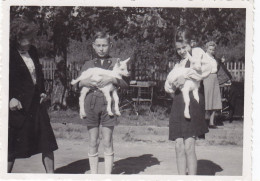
[{"xmin": 8, "ymin": 45, "xmax": 58, "ymax": 160}]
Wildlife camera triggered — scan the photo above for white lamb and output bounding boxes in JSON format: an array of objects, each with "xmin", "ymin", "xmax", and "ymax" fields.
[
  {"xmin": 71, "ymin": 58, "xmax": 130, "ymax": 119},
  {"xmin": 165, "ymin": 48, "xmax": 210, "ymax": 119}
]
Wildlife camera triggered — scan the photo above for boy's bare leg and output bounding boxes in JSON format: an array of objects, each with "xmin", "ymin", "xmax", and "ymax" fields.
[{"xmin": 102, "ymin": 126, "xmax": 114, "ymax": 174}]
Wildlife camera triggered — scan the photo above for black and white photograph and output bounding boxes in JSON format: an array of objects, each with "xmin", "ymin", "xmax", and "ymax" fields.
[{"xmin": 0, "ymin": 0, "xmax": 254, "ymax": 180}]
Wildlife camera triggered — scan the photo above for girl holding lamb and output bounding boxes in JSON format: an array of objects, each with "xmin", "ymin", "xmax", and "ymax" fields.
[{"xmin": 166, "ymin": 27, "xmax": 211, "ymax": 175}]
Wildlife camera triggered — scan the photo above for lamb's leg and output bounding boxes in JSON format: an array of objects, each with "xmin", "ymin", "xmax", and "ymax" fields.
[
  {"xmin": 112, "ymin": 90, "xmax": 121, "ymax": 116},
  {"xmin": 79, "ymin": 87, "xmax": 90, "ymax": 119},
  {"xmin": 192, "ymin": 88, "xmax": 199, "ymax": 103},
  {"xmin": 71, "ymin": 76, "xmax": 83, "ymax": 85},
  {"xmin": 182, "ymin": 88, "xmax": 191, "ymax": 119},
  {"xmin": 103, "ymin": 90, "xmax": 114, "ymax": 116}
]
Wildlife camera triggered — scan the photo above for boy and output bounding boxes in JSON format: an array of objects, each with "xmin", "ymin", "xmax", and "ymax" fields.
[{"xmin": 76, "ymin": 31, "xmax": 128, "ymax": 174}]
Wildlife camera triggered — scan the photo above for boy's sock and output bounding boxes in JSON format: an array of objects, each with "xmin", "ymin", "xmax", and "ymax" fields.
[
  {"xmin": 88, "ymin": 152, "xmax": 99, "ymax": 174},
  {"xmin": 104, "ymin": 152, "xmax": 114, "ymax": 174}
]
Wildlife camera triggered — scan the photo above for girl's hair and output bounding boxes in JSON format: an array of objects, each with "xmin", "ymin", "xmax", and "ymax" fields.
[
  {"xmin": 10, "ymin": 17, "xmax": 38, "ymax": 43},
  {"xmin": 92, "ymin": 31, "xmax": 111, "ymax": 43},
  {"xmin": 175, "ymin": 26, "xmax": 194, "ymax": 45},
  {"xmin": 205, "ymin": 41, "xmax": 217, "ymax": 49},
  {"xmin": 174, "ymin": 26, "xmax": 195, "ymax": 60}
]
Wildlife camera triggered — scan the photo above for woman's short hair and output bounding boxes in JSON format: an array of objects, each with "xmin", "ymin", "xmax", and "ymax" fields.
[
  {"xmin": 92, "ymin": 31, "xmax": 111, "ymax": 43},
  {"xmin": 10, "ymin": 17, "xmax": 38, "ymax": 42},
  {"xmin": 205, "ymin": 41, "xmax": 217, "ymax": 49}
]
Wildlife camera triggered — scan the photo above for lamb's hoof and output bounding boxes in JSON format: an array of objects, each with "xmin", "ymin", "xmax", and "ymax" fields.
[
  {"xmin": 194, "ymin": 98, "xmax": 199, "ymax": 103},
  {"xmin": 108, "ymin": 112, "xmax": 114, "ymax": 116},
  {"xmin": 80, "ymin": 115, "xmax": 86, "ymax": 119},
  {"xmin": 71, "ymin": 79, "xmax": 76, "ymax": 85},
  {"xmin": 115, "ymin": 111, "xmax": 121, "ymax": 116},
  {"xmin": 80, "ymin": 112, "xmax": 86, "ymax": 119},
  {"xmin": 184, "ymin": 112, "xmax": 191, "ymax": 119}
]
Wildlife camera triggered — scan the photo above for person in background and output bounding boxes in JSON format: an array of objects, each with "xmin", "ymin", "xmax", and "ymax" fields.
[
  {"xmin": 217, "ymin": 55, "xmax": 232, "ymax": 86},
  {"xmin": 8, "ymin": 17, "xmax": 58, "ymax": 173},
  {"xmin": 75, "ymin": 31, "xmax": 128, "ymax": 174},
  {"xmin": 203, "ymin": 41, "xmax": 223, "ymax": 128}
]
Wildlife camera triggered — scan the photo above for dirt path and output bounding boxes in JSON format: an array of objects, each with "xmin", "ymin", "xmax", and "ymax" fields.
[{"xmin": 12, "ymin": 139, "xmax": 242, "ymax": 175}]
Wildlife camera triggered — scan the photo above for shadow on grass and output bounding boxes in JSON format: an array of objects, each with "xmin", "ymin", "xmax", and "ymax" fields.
[
  {"xmin": 112, "ymin": 154, "xmax": 160, "ymax": 174},
  {"xmin": 197, "ymin": 159, "xmax": 223, "ymax": 175},
  {"xmin": 55, "ymin": 158, "xmax": 104, "ymax": 174}
]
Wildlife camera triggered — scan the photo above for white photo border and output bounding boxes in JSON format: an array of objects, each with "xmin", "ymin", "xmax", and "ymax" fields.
[{"xmin": 0, "ymin": 0, "xmax": 254, "ymax": 180}]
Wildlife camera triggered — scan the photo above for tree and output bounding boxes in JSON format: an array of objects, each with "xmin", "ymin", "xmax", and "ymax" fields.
[{"xmin": 10, "ymin": 6, "xmax": 246, "ymax": 108}]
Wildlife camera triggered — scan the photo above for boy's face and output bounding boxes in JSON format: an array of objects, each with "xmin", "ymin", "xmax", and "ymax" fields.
[{"xmin": 92, "ymin": 38, "xmax": 111, "ymax": 58}]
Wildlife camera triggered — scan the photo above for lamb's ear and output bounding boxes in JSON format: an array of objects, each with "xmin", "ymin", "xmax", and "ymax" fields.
[
  {"xmin": 123, "ymin": 57, "xmax": 130, "ymax": 63},
  {"xmin": 116, "ymin": 58, "xmax": 121, "ymax": 66}
]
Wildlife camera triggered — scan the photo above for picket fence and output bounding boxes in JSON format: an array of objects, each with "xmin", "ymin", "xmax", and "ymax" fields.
[
  {"xmin": 225, "ymin": 62, "xmax": 245, "ymax": 82},
  {"xmin": 40, "ymin": 59, "xmax": 245, "ymax": 83}
]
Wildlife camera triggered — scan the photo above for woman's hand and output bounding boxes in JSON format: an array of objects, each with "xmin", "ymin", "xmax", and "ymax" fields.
[{"xmin": 9, "ymin": 98, "xmax": 23, "ymax": 111}]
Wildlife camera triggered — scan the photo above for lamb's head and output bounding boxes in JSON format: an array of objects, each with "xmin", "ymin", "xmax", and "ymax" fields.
[
  {"xmin": 188, "ymin": 48, "xmax": 204, "ymax": 73},
  {"xmin": 113, "ymin": 57, "xmax": 130, "ymax": 77},
  {"xmin": 189, "ymin": 57, "xmax": 202, "ymax": 74}
]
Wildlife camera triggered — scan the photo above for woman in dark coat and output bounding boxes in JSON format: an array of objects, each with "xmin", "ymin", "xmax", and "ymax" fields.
[{"xmin": 8, "ymin": 17, "xmax": 58, "ymax": 173}]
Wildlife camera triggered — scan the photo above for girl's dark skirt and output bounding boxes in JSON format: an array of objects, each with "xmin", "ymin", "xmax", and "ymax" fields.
[
  {"xmin": 169, "ymin": 89, "xmax": 209, "ymax": 141},
  {"xmin": 8, "ymin": 90, "xmax": 58, "ymax": 161}
]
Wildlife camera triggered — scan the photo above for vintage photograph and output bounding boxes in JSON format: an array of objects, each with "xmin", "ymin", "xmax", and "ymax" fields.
[{"xmin": 1, "ymin": 1, "xmax": 253, "ymax": 179}]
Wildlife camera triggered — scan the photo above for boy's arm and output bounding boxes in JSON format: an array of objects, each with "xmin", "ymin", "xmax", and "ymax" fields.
[{"xmin": 97, "ymin": 76, "xmax": 129, "ymax": 89}]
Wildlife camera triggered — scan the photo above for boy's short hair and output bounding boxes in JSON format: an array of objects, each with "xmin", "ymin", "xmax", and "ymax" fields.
[
  {"xmin": 92, "ymin": 31, "xmax": 111, "ymax": 43},
  {"xmin": 205, "ymin": 41, "xmax": 217, "ymax": 49}
]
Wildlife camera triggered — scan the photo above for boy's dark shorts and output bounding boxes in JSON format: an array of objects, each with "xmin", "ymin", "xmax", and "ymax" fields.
[{"xmin": 84, "ymin": 90, "xmax": 118, "ymax": 127}]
